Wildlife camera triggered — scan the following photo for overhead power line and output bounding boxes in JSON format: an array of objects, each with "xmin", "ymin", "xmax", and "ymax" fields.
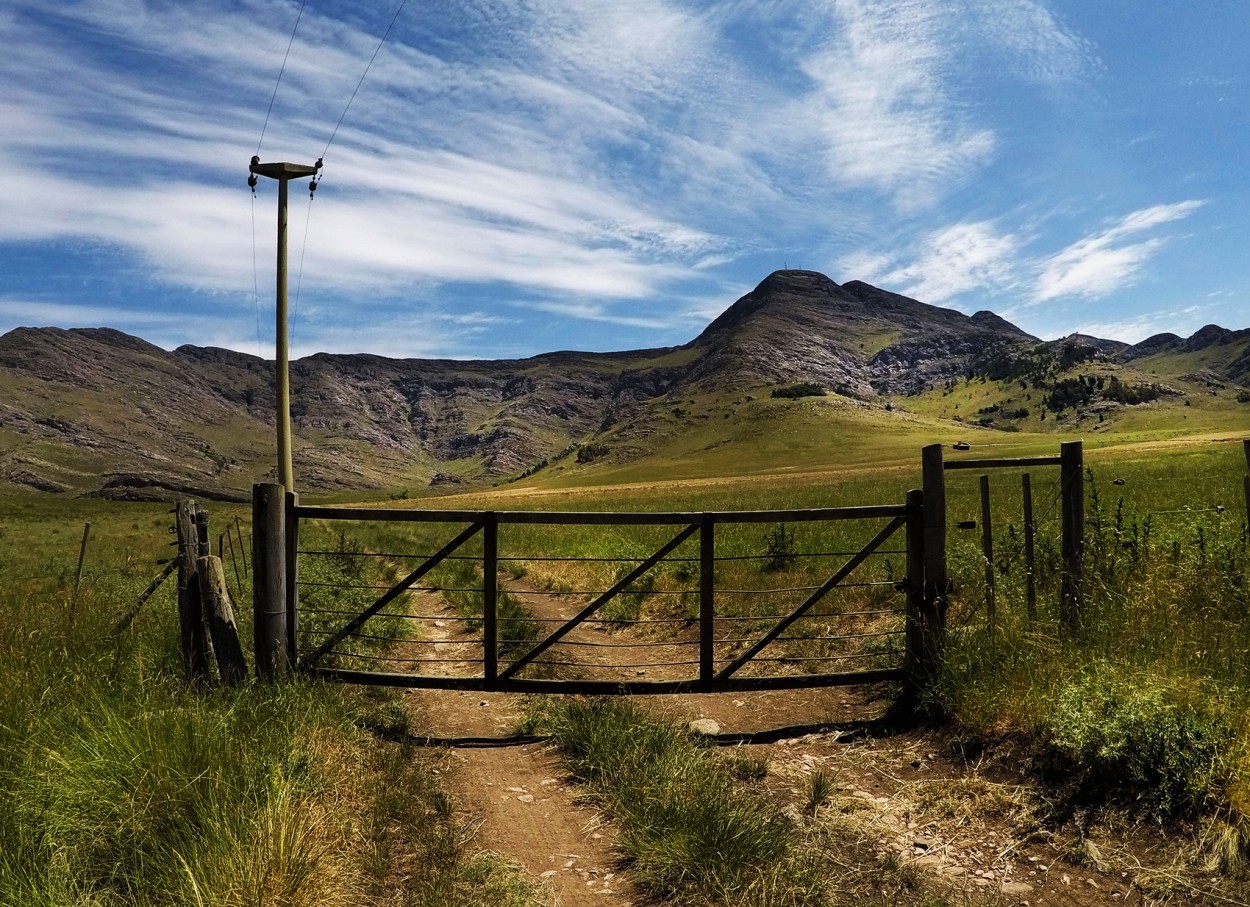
[
  {"xmin": 256, "ymin": 0, "xmax": 309, "ymax": 155},
  {"xmin": 321, "ymin": 0, "xmax": 409, "ymax": 160}
]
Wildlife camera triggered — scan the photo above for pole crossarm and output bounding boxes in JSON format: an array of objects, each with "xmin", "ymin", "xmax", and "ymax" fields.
[{"xmin": 250, "ymin": 160, "xmax": 319, "ymax": 180}]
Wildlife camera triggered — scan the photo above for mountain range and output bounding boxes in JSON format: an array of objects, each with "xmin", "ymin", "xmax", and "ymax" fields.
[{"xmin": 1, "ymin": 270, "xmax": 1247, "ymax": 501}]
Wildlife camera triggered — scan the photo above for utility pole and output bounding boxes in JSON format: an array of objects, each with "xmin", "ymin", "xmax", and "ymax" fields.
[{"xmin": 249, "ymin": 156, "xmax": 320, "ymax": 491}]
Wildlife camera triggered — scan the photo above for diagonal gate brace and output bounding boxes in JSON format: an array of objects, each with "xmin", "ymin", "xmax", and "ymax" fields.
[
  {"xmin": 302, "ymin": 520, "xmax": 484, "ymax": 668},
  {"xmin": 716, "ymin": 515, "xmax": 905, "ymax": 681},
  {"xmin": 498, "ymin": 522, "xmax": 699, "ymax": 680}
]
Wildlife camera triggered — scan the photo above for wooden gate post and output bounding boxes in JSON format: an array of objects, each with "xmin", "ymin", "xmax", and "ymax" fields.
[
  {"xmin": 1242, "ymin": 440, "xmax": 1250, "ymax": 530},
  {"xmin": 285, "ymin": 490, "xmax": 300, "ymax": 669},
  {"xmin": 904, "ymin": 488, "xmax": 936, "ymax": 687},
  {"xmin": 1059, "ymin": 440, "xmax": 1085, "ymax": 632},
  {"xmin": 253, "ymin": 483, "xmax": 288, "ymax": 680},
  {"xmin": 921, "ymin": 443, "xmax": 948, "ymax": 631}
]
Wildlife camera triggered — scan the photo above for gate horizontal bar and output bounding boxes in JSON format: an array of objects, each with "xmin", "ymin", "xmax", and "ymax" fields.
[
  {"xmin": 295, "ymin": 504, "xmax": 912, "ymax": 525},
  {"xmin": 308, "ymin": 666, "xmax": 905, "ymax": 693},
  {"xmin": 945, "ymin": 456, "xmax": 1061, "ymax": 470}
]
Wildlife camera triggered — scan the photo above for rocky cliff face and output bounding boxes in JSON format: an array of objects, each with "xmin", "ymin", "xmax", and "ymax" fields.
[{"xmin": 686, "ymin": 271, "xmax": 1036, "ymax": 397}]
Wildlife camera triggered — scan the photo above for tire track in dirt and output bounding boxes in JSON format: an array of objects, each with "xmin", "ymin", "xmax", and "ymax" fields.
[
  {"xmin": 397, "ymin": 583, "xmax": 642, "ymax": 907},
  {"xmin": 394, "ymin": 576, "xmax": 889, "ymax": 907}
]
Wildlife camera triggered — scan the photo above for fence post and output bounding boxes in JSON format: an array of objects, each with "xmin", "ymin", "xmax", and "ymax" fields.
[
  {"xmin": 1022, "ymin": 473, "xmax": 1037, "ymax": 620},
  {"xmin": 285, "ymin": 490, "xmax": 299, "ymax": 668},
  {"xmin": 700, "ymin": 513, "xmax": 715, "ymax": 688},
  {"xmin": 1243, "ymin": 440, "xmax": 1250, "ymax": 531},
  {"xmin": 1059, "ymin": 440, "xmax": 1085, "ymax": 632},
  {"xmin": 980, "ymin": 474, "xmax": 995, "ymax": 625},
  {"xmin": 252, "ymin": 483, "xmax": 288, "ymax": 680},
  {"xmin": 921, "ymin": 443, "xmax": 948, "ymax": 632},
  {"xmin": 176, "ymin": 500, "xmax": 210, "ymax": 685},
  {"xmin": 198, "ymin": 555, "xmax": 248, "ymax": 685},
  {"xmin": 904, "ymin": 488, "xmax": 935, "ymax": 689},
  {"xmin": 71, "ymin": 521, "xmax": 91, "ymax": 612},
  {"xmin": 483, "ymin": 512, "xmax": 498, "ymax": 683}
]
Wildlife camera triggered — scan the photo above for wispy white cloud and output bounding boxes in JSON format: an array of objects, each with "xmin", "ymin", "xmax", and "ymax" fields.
[
  {"xmin": 836, "ymin": 221, "xmax": 1019, "ymax": 303},
  {"xmin": 879, "ymin": 222, "xmax": 1019, "ymax": 302},
  {"xmin": 1033, "ymin": 201, "xmax": 1205, "ymax": 302}
]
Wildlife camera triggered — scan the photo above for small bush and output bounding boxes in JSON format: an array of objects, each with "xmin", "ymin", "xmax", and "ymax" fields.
[
  {"xmin": 576, "ymin": 442, "xmax": 610, "ymax": 464},
  {"xmin": 771, "ymin": 382, "xmax": 825, "ymax": 400},
  {"xmin": 1045, "ymin": 666, "xmax": 1230, "ymax": 816},
  {"xmin": 761, "ymin": 523, "xmax": 798, "ymax": 572}
]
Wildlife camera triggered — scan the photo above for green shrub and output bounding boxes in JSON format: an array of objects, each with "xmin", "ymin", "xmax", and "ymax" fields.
[
  {"xmin": 771, "ymin": 382, "xmax": 825, "ymax": 400},
  {"xmin": 1046, "ymin": 665, "xmax": 1230, "ymax": 816}
]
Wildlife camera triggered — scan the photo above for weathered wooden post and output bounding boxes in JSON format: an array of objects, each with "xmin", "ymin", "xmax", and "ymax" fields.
[
  {"xmin": 253, "ymin": 483, "xmax": 288, "ymax": 680},
  {"xmin": 71, "ymin": 521, "xmax": 91, "ymax": 612},
  {"xmin": 198, "ymin": 555, "xmax": 248, "ymax": 685},
  {"xmin": 285, "ymin": 490, "xmax": 300, "ymax": 669},
  {"xmin": 979, "ymin": 474, "xmax": 995, "ymax": 624},
  {"xmin": 904, "ymin": 488, "xmax": 934, "ymax": 688},
  {"xmin": 176, "ymin": 501, "xmax": 210, "ymax": 684},
  {"xmin": 1059, "ymin": 440, "xmax": 1085, "ymax": 631},
  {"xmin": 921, "ymin": 444, "xmax": 947, "ymax": 666},
  {"xmin": 1243, "ymin": 440, "xmax": 1250, "ymax": 531},
  {"xmin": 1022, "ymin": 473, "xmax": 1037, "ymax": 620}
]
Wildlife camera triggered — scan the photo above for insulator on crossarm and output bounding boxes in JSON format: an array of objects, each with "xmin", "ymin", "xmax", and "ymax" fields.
[
  {"xmin": 248, "ymin": 173, "xmax": 258, "ymax": 192},
  {"xmin": 309, "ymin": 179, "xmax": 317, "ymax": 198}
]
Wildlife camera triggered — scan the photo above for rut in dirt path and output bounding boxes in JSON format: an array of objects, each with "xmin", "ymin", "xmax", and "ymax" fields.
[{"xmin": 389, "ymin": 573, "xmax": 895, "ymax": 907}]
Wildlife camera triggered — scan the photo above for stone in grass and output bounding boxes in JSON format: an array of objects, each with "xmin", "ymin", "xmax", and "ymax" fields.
[{"xmin": 687, "ymin": 718, "xmax": 721, "ymax": 736}]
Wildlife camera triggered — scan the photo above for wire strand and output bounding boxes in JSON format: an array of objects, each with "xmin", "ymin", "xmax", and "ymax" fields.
[
  {"xmin": 321, "ymin": 0, "xmax": 408, "ymax": 159},
  {"xmin": 250, "ymin": 192, "xmax": 262, "ymax": 358},
  {"xmin": 256, "ymin": 0, "xmax": 308, "ymax": 155},
  {"xmin": 291, "ymin": 190, "xmax": 315, "ymax": 346}
]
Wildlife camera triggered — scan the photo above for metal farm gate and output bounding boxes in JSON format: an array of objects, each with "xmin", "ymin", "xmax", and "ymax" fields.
[{"xmin": 249, "ymin": 488, "xmax": 944, "ymax": 694}]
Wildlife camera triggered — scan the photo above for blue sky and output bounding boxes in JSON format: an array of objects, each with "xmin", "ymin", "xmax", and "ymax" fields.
[{"xmin": 0, "ymin": 0, "xmax": 1246, "ymax": 359}]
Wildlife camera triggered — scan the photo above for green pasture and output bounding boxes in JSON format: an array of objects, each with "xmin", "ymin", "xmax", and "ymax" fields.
[{"xmin": 1, "ymin": 427, "xmax": 1247, "ymax": 903}]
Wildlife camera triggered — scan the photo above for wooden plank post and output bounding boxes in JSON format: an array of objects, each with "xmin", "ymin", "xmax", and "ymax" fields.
[
  {"xmin": 252, "ymin": 483, "xmax": 288, "ymax": 680},
  {"xmin": 980, "ymin": 474, "xmax": 995, "ymax": 624},
  {"xmin": 921, "ymin": 444, "xmax": 947, "ymax": 666},
  {"xmin": 176, "ymin": 501, "xmax": 210, "ymax": 684},
  {"xmin": 285, "ymin": 490, "xmax": 300, "ymax": 668},
  {"xmin": 1022, "ymin": 473, "xmax": 1037, "ymax": 621},
  {"xmin": 1243, "ymin": 440, "xmax": 1250, "ymax": 532},
  {"xmin": 1059, "ymin": 440, "xmax": 1085, "ymax": 632},
  {"xmin": 700, "ymin": 513, "xmax": 715, "ymax": 688},
  {"xmin": 71, "ymin": 521, "xmax": 91, "ymax": 613},
  {"xmin": 198, "ymin": 555, "xmax": 248, "ymax": 685},
  {"xmin": 194, "ymin": 507, "xmax": 218, "ymax": 675},
  {"xmin": 904, "ymin": 488, "xmax": 933, "ymax": 689}
]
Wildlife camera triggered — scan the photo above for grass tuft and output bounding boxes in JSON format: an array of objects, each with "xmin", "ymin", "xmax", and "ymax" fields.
[{"xmin": 532, "ymin": 697, "xmax": 827, "ymax": 905}]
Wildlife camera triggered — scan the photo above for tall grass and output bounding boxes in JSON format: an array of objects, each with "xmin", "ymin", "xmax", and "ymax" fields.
[
  {"xmin": 533, "ymin": 697, "xmax": 826, "ymax": 905},
  {"xmin": 933, "ymin": 452, "xmax": 1250, "ymax": 871},
  {"xmin": 0, "ymin": 499, "xmax": 544, "ymax": 906}
]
